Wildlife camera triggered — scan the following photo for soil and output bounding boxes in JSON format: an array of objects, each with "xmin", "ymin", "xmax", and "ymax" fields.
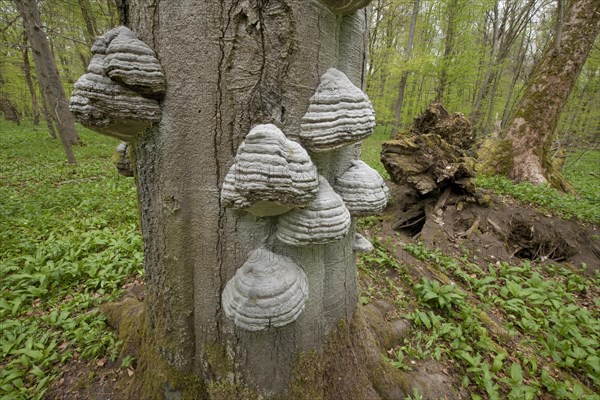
[
  {"xmin": 383, "ymin": 181, "xmax": 600, "ymax": 275},
  {"xmin": 45, "ymin": 183, "xmax": 599, "ymax": 400}
]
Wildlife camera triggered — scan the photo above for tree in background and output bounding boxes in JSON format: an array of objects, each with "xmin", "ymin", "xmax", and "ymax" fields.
[
  {"xmin": 502, "ymin": 0, "xmax": 600, "ymax": 189},
  {"xmin": 392, "ymin": 0, "xmax": 420, "ymax": 137},
  {"xmin": 15, "ymin": 0, "xmax": 78, "ymax": 164},
  {"xmin": 0, "ymin": 0, "xmax": 116, "ymax": 134}
]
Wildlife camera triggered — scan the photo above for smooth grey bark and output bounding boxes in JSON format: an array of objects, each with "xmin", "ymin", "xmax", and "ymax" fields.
[
  {"xmin": 39, "ymin": 83, "xmax": 58, "ymax": 139},
  {"xmin": 15, "ymin": 0, "xmax": 79, "ymax": 163},
  {"xmin": 127, "ymin": 0, "xmax": 369, "ymax": 396}
]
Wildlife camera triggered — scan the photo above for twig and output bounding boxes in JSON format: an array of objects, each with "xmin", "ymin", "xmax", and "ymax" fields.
[
  {"xmin": 394, "ymin": 215, "xmax": 426, "ymax": 231},
  {"xmin": 486, "ymin": 218, "xmax": 504, "ymax": 236},
  {"xmin": 434, "ymin": 187, "xmax": 452, "ymax": 214},
  {"xmin": 459, "ymin": 216, "xmax": 481, "ymax": 238}
]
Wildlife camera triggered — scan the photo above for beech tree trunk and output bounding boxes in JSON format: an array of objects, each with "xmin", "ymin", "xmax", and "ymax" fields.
[
  {"xmin": 503, "ymin": 0, "xmax": 600, "ymax": 187},
  {"xmin": 124, "ymin": 1, "xmax": 379, "ymax": 397},
  {"xmin": 15, "ymin": 0, "xmax": 79, "ymax": 163}
]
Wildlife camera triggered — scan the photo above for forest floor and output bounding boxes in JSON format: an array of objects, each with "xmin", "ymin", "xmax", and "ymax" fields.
[
  {"xmin": 1, "ymin": 119, "xmax": 599, "ymax": 399},
  {"xmin": 45, "ymin": 185, "xmax": 600, "ymax": 400},
  {"xmin": 355, "ymin": 182, "xmax": 599, "ymax": 399}
]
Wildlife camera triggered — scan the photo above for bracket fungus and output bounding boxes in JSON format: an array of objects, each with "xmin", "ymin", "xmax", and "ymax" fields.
[
  {"xmin": 222, "ymin": 247, "xmax": 308, "ymax": 332},
  {"xmin": 334, "ymin": 160, "xmax": 389, "ymax": 216},
  {"xmin": 113, "ymin": 142, "xmax": 134, "ymax": 177},
  {"xmin": 277, "ymin": 177, "xmax": 351, "ymax": 246},
  {"xmin": 69, "ymin": 27, "xmax": 164, "ymax": 141},
  {"xmin": 320, "ymin": 0, "xmax": 373, "ymax": 15},
  {"xmin": 105, "ymin": 26, "xmax": 166, "ymax": 99},
  {"xmin": 221, "ymin": 124, "xmax": 319, "ymax": 217},
  {"xmin": 300, "ymin": 68, "xmax": 375, "ymax": 153},
  {"xmin": 353, "ymin": 233, "xmax": 374, "ymax": 253}
]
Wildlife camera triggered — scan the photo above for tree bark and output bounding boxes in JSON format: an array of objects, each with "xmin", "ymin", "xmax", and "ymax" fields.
[
  {"xmin": 15, "ymin": 0, "xmax": 79, "ymax": 163},
  {"xmin": 124, "ymin": 1, "xmax": 385, "ymax": 397},
  {"xmin": 21, "ymin": 30, "xmax": 40, "ymax": 125},
  {"xmin": 504, "ymin": 0, "xmax": 600, "ymax": 188},
  {"xmin": 39, "ymin": 83, "xmax": 58, "ymax": 139}
]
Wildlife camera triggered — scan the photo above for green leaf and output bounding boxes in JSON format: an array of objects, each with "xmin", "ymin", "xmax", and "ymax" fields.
[
  {"xmin": 491, "ymin": 353, "xmax": 506, "ymax": 373},
  {"xmin": 510, "ymin": 362, "xmax": 523, "ymax": 384}
]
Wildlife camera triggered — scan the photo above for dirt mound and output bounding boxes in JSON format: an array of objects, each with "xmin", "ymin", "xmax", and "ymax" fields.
[{"xmin": 385, "ymin": 180, "xmax": 600, "ymax": 274}]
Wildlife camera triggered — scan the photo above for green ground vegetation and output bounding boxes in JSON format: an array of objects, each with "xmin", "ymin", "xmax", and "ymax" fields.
[
  {"xmin": 358, "ymin": 132, "xmax": 599, "ymax": 398},
  {"xmin": 0, "ymin": 119, "xmax": 142, "ymax": 399},
  {"xmin": 358, "ymin": 240, "xmax": 600, "ymax": 399},
  {"xmin": 0, "ymin": 118, "xmax": 598, "ymax": 399}
]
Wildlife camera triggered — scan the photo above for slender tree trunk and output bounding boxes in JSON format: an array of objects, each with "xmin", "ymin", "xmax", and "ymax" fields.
[
  {"xmin": 15, "ymin": 0, "xmax": 79, "ymax": 163},
  {"xmin": 503, "ymin": 0, "xmax": 600, "ymax": 188},
  {"xmin": 115, "ymin": 1, "xmax": 402, "ymax": 398},
  {"xmin": 392, "ymin": 0, "xmax": 420, "ymax": 136},
  {"xmin": 78, "ymin": 0, "xmax": 98, "ymax": 46},
  {"xmin": 471, "ymin": 4, "xmax": 498, "ymax": 127},
  {"xmin": 501, "ymin": 33, "xmax": 529, "ymax": 128},
  {"xmin": 483, "ymin": 67, "xmax": 501, "ymax": 134},
  {"xmin": 436, "ymin": 0, "xmax": 458, "ymax": 103},
  {"xmin": 21, "ymin": 30, "xmax": 40, "ymax": 125}
]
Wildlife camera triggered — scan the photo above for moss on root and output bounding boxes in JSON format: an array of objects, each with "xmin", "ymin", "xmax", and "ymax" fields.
[
  {"xmin": 102, "ymin": 296, "xmax": 207, "ymax": 400},
  {"xmin": 476, "ymin": 137, "xmax": 514, "ymax": 176},
  {"xmin": 286, "ymin": 306, "xmax": 410, "ymax": 400},
  {"xmin": 102, "ymin": 297, "xmax": 409, "ymax": 400}
]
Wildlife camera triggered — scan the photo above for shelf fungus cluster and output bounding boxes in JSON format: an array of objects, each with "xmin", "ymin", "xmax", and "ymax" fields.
[
  {"xmin": 353, "ymin": 233, "xmax": 374, "ymax": 253},
  {"xmin": 221, "ymin": 124, "xmax": 319, "ymax": 217},
  {"xmin": 335, "ymin": 160, "xmax": 389, "ymax": 216},
  {"xmin": 113, "ymin": 142, "xmax": 133, "ymax": 177},
  {"xmin": 222, "ymin": 248, "xmax": 308, "ymax": 332},
  {"xmin": 300, "ymin": 68, "xmax": 375, "ymax": 153},
  {"xmin": 277, "ymin": 177, "xmax": 351, "ymax": 246},
  {"xmin": 69, "ymin": 26, "xmax": 165, "ymax": 141},
  {"xmin": 221, "ymin": 69, "xmax": 388, "ymax": 331}
]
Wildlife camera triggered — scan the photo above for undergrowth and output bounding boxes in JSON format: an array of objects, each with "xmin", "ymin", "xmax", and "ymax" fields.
[
  {"xmin": 358, "ymin": 240, "xmax": 600, "ymax": 399},
  {"xmin": 0, "ymin": 119, "xmax": 142, "ymax": 399},
  {"xmin": 477, "ymin": 173, "xmax": 600, "ymax": 224}
]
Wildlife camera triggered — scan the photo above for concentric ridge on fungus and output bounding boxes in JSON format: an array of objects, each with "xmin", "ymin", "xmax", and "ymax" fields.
[
  {"xmin": 276, "ymin": 176, "xmax": 351, "ymax": 246},
  {"xmin": 221, "ymin": 124, "xmax": 319, "ymax": 216},
  {"xmin": 105, "ymin": 26, "xmax": 166, "ymax": 98},
  {"xmin": 334, "ymin": 160, "xmax": 389, "ymax": 216},
  {"xmin": 69, "ymin": 27, "xmax": 164, "ymax": 141},
  {"xmin": 222, "ymin": 247, "xmax": 308, "ymax": 331},
  {"xmin": 300, "ymin": 68, "xmax": 375, "ymax": 153}
]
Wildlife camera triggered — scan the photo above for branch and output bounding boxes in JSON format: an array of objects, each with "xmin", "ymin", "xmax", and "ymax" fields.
[{"xmin": 0, "ymin": 15, "xmax": 20, "ymax": 35}]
